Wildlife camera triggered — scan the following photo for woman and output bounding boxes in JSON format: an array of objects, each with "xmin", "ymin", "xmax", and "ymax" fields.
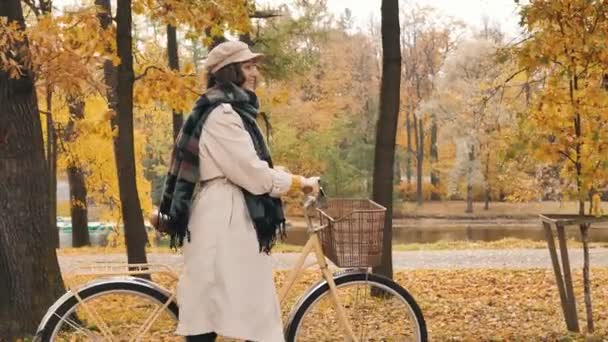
[{"xmin": 153, "ymin": 41, "xmax": 318, "ymax": 342}]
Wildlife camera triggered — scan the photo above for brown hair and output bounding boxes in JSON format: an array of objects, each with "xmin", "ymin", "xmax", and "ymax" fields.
[{"xmin": 207, "ymin": 62, "xmax": 245, "ymax": 89}]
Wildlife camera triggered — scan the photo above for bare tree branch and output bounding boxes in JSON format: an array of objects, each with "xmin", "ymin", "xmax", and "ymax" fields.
[
  {"xmin": 22, "ymin": 0, "xmax": 41, "ymax": 16},
  {"xmin": 134, "ymin": 65, "xmax": 165, "ymax": 81},
  {"xmin": 559, "ymin": 150, "xmax": 577, "ymax": 165},
  {"xmin": 251, "ymin": 10, "xmax": 281, "ymax": 19}
]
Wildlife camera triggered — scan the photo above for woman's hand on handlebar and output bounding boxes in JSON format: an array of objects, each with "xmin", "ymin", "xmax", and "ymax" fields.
[{"xmin": 301, "ymin": 176, "xmax": 321, "ymax": 194}]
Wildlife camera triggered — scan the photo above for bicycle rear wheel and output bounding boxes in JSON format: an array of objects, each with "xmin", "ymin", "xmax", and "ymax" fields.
[
  {"xmin": 35, "ymin": 277, "xmax": 180, "ymax": 341},
  {"xmin": 285, "ymin": 271, "xmax": 427, "ymax": 342}
]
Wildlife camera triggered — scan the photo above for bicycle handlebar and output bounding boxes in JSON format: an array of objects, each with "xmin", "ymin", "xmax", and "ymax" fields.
[{"xmin": 302, "ymin": 180, "xmax": 327, "ymax": 232}]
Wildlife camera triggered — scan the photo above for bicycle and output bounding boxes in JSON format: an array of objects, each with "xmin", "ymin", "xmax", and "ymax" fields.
[{"xmin": 35, "ymin": 189, "xmax": 427, "ymax": 341}]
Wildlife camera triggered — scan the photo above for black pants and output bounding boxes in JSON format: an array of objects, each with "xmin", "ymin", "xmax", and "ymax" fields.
[
  {"xmin": 186, "ymin": 332, "xmax": 255, "ymax": 342},
  {"xmin": 186, "ymin": 332, "xmax": 217, "ymax": 342}
]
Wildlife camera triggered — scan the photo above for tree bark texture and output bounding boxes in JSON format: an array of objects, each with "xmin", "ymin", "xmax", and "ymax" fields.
[
  {"xmin": 66, "ymin": 99, "xmax": 90, "ymax": 247},
  {"xmin": 572, "ymin": 74, "xmax": 593, "ymax": 332},
  {"xmin": 430, "ymin": 115, "xmax": 440, "ymax": 200},
  {"xmin": 46, "ymin": 88, "xmax": 59, "ymax": 248},
  {"xmin": 67, "ymin": 165, "xmax": 89, "ymax": 247},
  {"xmin": 405, "ymin": 110, "xmax": 412, "ymax": 184},
  {"xmin": 166, "ymin": 24, "xmax": 183, "ymax": 141},
  {"xmin": 416, "ymin": 118, "xmax": 424, "ymax": 206},
  {"xmin": 484, "ymin": 150, "xmax": 490, "ymax": 211},
  {"xmin": 466, "ymin": 144, "xmax": 474, "ymax": 213},
  {"xmin": 97, "ymin": 0, "xmax": 148, "ymax": 264},
  {"xmin": 580, "ymin": 223, "xmax": 593, "ymax": 332},
  {"xmin": 0, "ymin": 1, "xmax": 65, "ymax": 337},
  {"xmin": 205, "ymin": 27, "xmax": 227, "ymax": 49},
  {"xmin": 371, "ymin": 0, "xmax": 401, "ymax": 280},
  {"xmin": 115, "ymin": 0, "xmax": 149, "ymax": 264}
]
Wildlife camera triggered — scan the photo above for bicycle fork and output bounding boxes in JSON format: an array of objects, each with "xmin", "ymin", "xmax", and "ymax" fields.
[{"xmin": 311, "ymin": 235, "xmax": 359, "ymax": 342}]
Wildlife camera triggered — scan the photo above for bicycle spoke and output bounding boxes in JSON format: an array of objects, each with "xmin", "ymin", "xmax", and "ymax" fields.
[
  {"xmin": 356, "ymin": 282, "xmax": 370, "ymax": 342},
  {"xmin": 73, "ymin": 292, "xmax": 116, "ymax": 341},
  {"xmin": 48, "ymin": 288, "xmax": 180, "ymax": 341},
  {"xmin": 290, "ymin": 278, "xmax": 424, "ymax": 341},
  {"xmin": 53, "ymin": 312, "xmax": 104, "ymax": 340},
  {"xmin": 130, "ymin": 295, "xmax": 177, "ymax": 342}
]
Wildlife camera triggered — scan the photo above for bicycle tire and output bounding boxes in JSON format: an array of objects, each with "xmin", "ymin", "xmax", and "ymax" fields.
[
  {"xmin": 35, "ymin": 277, "xmax": 179, "ymax": 341},
  {"xmin": 285, "ymin": 271, "xmax": 427, "ymax": 342}
]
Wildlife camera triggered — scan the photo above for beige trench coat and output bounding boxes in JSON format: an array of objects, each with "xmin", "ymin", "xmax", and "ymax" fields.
[{"xmin": 175, "ymin": 103, "xmax": 292, "ymax": 342}]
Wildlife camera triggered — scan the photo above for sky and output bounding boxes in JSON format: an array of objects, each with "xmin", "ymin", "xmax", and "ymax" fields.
[
  {"xmin": 259, "ymin": 0, "xmax": 523, "ymax": 38},
  {"xmin": 54, "ymin": 0, "xmax": 524, "ymax": 38}
]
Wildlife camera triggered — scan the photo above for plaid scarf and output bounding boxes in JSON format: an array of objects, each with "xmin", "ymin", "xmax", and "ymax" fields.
[{"xmin": 158, "ymin": 83, "xmax": 286, "ymax": 253}]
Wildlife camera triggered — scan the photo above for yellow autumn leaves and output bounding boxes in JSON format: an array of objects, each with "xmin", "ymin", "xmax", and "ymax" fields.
[
  {"xmin": 516, "ymin": 0, "xmax": 608, "ymax": 207},
  {"xmin": 61, "ymin": 268, "xmax": 608, "ymax": 340}
]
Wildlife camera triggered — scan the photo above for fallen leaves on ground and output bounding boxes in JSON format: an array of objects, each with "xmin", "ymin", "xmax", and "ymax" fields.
[{"xmin": 60, "ymin": 268, "xmax": 608, "ymax": 341}]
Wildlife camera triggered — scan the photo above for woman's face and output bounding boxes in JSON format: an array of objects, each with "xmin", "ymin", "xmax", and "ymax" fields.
[{"xmin": 240, "ymin": 60, "xmax": 259, "ymax": 91}]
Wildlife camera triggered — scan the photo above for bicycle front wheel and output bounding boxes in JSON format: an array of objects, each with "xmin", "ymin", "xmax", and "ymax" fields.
[
  {"xmin": 36, "ymin": 277, "xmax": 180, "ymax": 341},
  {"xmin": 285, "ymin": 271, "xmax": 427, "ymax": 342}
]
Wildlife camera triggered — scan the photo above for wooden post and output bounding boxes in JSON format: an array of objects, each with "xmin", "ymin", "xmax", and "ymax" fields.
[
  {"xmin": 555, "ymin": 224, "xmax": 579, "ymax": 332},
  {"xmin": 540, "ymin": 214, "xmax": 608, "ymax": 333},
  {"xmin": 542, "ymin": 222, "xmax": 576, "ymax": 331}
]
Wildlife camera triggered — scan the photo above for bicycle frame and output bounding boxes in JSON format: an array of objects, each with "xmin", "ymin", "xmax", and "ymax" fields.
[
  {"xmin": 277, "ymin": 229, "xmax": 359, "ymax": 341},
  {"xmin": 277, "ymin": 193, "xmax": 360, "ymax": 341},
  {"xmin": 49, "ymin": 195, "xmax": 361, "ymax": 341}
]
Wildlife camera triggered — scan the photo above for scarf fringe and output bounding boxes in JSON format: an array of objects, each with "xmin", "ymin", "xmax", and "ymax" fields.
[{"xmin": 254, "ymin": 218, "xmax": 287, "ymax": 255}]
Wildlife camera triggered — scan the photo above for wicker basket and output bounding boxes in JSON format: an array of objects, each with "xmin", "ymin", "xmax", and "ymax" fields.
[{"xmin": 317, "ymin": 199, "xmax": 386, "ymax": 268}]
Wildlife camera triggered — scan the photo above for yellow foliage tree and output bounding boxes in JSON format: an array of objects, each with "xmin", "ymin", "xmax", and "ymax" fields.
[
  {"xmin": 57, "ymin": 95, "xmax": 153, "ymax": 223},
  {"xmin": 259, "ymin": 27, "xmax": 380, "ymax": 196},
  {"xmin": 398, "ymin": 4, "xmax": 461, "ymax": 204},
  {"xmin": 1, "ymin": 6, "xmax": 120, "ymax": 247},
  {"xmin": 516, "ymin": 0, "xmax": 608, "ymax": 333}
]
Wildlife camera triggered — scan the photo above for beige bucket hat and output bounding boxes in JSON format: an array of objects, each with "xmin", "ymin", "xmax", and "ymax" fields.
[{"xmin": 204, "ymin": 41, "xmax": 263, "ymax": 74}]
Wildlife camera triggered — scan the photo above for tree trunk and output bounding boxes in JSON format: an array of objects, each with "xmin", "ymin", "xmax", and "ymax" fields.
[
  {"xmin": 190, "ymin": 37, "xmax": 203, "ymax": 73},
  {"xmin": 405, "ymin": 110, "xmax": 412, "ymax": 184},
  {"xmin": 115, "ymin": 0, "xmax": 149, "ymax": 264},
  {"xmin": 430, "ymin": 114, "xmax": 440, "ymax": 200},
  {"xmin": 37, "ymin": 0, "xmax": 58, "ymax": 251},
  {"xmin": 97, "ymin": 0, "xmax": 148, "ymax": 264},
  {"xmin": 484, "ymin": 150, "xmax": 490, "ymax": 210},
  {"xmin": 580, "ymin": 221, "xmax": 593, "ymax": 333},
  {"xmin": 95, "ymin": 0, "xmax": 118, "ymax": 165},
  {"xmin": 239, "ymin": 32, "xmax": 254, "ymax": 46},
  {"xmin": 416, "ymin": 118, "xmax": 424, "ymax": 206},
  {"xmin": 466, "ymin": 144, "xmax": 474, "ymax": 213},
  {"xmin": 39, "ymin": 0, "xmax": 52, "ymax": 14},
  {"xmin": 484, "ymin": 185, "xmax": 490, "ymax": 210},
  {"xmin": 67, "ymin": 165, "xmax": 89, "ymax": 247},
  {"xmin": 499, "ymin": 188, "xmax": 505, "ymax": 202},
  {"xmin": 66, "ymin": 99, "xmax": 90, "ymax": 247},
  {"xmin": 413, "ymin": 114, "xmax": 418, "ymax": 184},
  {"xmin": 371, "ymin": 0, "xmax": 401, "ymax": 280},
  {"xmin": 205, "ymin": 27, "xmax": 227, "ymax": 49},
  {"xmin": 46, "ymin": 88, "xmax": 59, "ymax": 248},
  {"xmin": 0, "ymin": 1, "xmax": 65, "ymax": 338},
  {"xmin": 394, "ymin": 158, "xmax": 401, "ymax": 185},
  {"xmin": 166, "ymin": 24, "xmax": 183, "ymax": 141},
  {"xmin": 572, "ymin": 75, "xmax": 593, "ymax": 332}
]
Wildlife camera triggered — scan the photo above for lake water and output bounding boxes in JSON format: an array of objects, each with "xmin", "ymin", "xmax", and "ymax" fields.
[
  {"xmin": 282, "ymin": 218, "xmax": 608, "ymax": 245},
  {"xmin": 56, "ymin": 218, "xmax": 608, "ymax": 248}
]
